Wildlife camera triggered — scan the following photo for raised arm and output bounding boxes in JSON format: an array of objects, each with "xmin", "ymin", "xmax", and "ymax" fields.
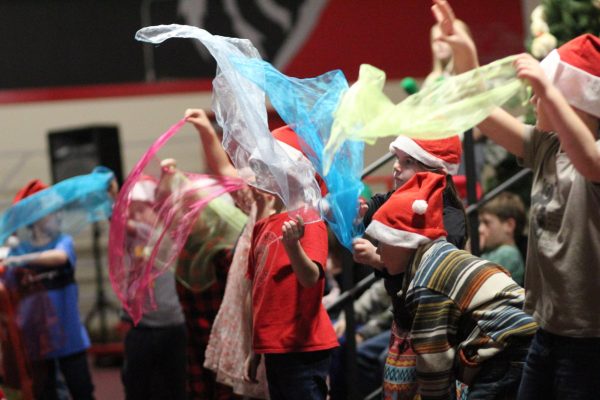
[
  {"xmin": 514, "ymin": 54, "xmax": 600, "ymax": 182},
  {"xmin": 431, "ymin": 0, "xmax": 526, "ymax": 158},
  {"xmin": 5, "ymin": 250, "xmax": 69, "ymax": 268},
  {"xmin": 185, "ymin": 108, "xmax": 238, "ymax": 178}
]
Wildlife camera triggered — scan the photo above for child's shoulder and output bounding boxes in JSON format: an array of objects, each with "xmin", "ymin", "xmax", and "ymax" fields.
[{"xmin": 413, "ymin": 241, "xmax": 502, "ymax": 293}]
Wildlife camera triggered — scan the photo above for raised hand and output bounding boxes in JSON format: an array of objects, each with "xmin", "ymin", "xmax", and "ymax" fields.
[
  {"xmin": 352, "ymin": 238, "xmax": 384, "ymax": 269},
  {"xmin": 431, "ymin": 0, "xmax": 478, "ymax": 73},
  {"xmin": 514, "ymin": 53, "xmax": 551, "ymax": 98},
  {"xmin": 281, "ymin": 215, "xmax": 305, "ymax": 246},
  {"xmin": 184, "ymin": 108, "xmax": 215, "ymax": 135},
  {"xmin": 358, "ymin": 198, "xmax": 369, "ymax": 218}
]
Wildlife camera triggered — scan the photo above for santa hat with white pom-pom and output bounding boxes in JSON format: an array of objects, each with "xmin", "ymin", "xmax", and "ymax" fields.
[{"xmin": 365, "ymin": 172, "xmax": 447, "ymax": 248}]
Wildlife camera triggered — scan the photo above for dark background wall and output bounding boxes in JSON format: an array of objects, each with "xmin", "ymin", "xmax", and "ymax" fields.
[{"xmin": 0, "ymin": 0, "xmax": 525, "ymax": 91}]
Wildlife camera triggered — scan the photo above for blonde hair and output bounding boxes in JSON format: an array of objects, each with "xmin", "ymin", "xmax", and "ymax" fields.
[{"xmin": 424, "ymin": 19, "xmax": 472, "ymax": 87}]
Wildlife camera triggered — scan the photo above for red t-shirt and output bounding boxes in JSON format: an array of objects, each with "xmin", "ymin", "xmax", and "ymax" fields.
[{"xmin": 247, "ymin": 211, "xmax": 338, "ymax": 354}]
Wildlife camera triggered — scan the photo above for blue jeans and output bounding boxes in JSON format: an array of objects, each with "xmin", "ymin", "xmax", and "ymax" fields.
[
  {"xmin": 467, "ymin": 341, "xmax": 528, "ymax": 400},
  {"xmin": 517, "ymin": 329, "xmax": 600, "ymax": 400},
  {"xmin": 264, "ymin": 350, "xmax": 331, "ymax": 400}
]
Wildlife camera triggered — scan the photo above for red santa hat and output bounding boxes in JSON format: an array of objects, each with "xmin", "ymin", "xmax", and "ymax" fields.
[
  {"xmin": 540, "ymin": 34, "xmax": 600, "ymax": 118},
  {"xmin": 13, "ymin": 179, "xmax": 49, "ymax": 204},
  {"xmin": 271, "ymin": 125, "xmax": 328, "ymax": 196},
  {"xmin": 389, "ymin": 135, "xmax": 462, "ymax": 175},
  {"xmin": 130, "ymin": 176, "xmax": 158, "ymax": 203},
  {"xmin": 365, "ymin": 172, "xmax": 447, "ymax": 248}
]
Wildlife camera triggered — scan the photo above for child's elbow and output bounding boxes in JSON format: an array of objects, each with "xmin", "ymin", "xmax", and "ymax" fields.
[
  {"xmin": 298, "ymin": 275, "xmax": 320, "ymax": 288},
  {"xmin": 578, "ymin": 157, "xmax": 600, "ymax": 183}
]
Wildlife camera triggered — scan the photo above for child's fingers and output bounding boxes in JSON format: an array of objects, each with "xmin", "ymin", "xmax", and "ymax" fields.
[
  {"xmin": 184, "ymin": 108, "xmax": 201, "ymax": 119},
  {"xmin": 433, "ymin": 0, "xmax": 455, "ymax": 35},
  {"xmin": 281, "ymin": 222, "xmax": 291, "ymax": 238},
  {"xmin": 431, "ymin": 3, "xmax": 444, "ymax": 24},
  {"xmin": 358, "ymin": 201, "xmax": 369, "ymax": 218},
  {"xmin": 438, "ymin": 0, "xmax": 456, "ymax": 21},
  {"xmin": 282, "ymin": 220, "xmax": 303, "ymax": 241},
  {"xmin": 352, "ymin": 237, "xmax": 367, "ymax": 246}
]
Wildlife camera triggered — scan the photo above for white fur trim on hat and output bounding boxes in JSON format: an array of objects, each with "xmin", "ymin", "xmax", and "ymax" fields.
[
  {"xmin": 541, "ymin": 49, "xmax": 600, "ymax": 119},
  {"xmin": 389, "ymin": 136, "xmax": 459, "ymax": 175},
  {"xmin": 365, "ymin": 220, "xmax": 433, "ymax": 249},
  {"xmin": 412, "ymin": 200, "xmax": 428, "ymax": 215},
  {"xmin": 277, "ymin": 140, "xmax": 310, "ymax": 165},
  {"xmin": 130, "ymin": 180, "xmax": 157, "ymax": 203}
]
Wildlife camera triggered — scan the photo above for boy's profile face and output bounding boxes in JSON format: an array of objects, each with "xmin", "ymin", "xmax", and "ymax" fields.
[
  {"xmin": 479, "ymin": 212, "xmax": 514, "ymax": 251},
  {"xmin": 376, "ymin": 242, "xmax": 414, "ymax": 275}
]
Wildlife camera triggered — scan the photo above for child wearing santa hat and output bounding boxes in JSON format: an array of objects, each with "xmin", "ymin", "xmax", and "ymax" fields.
[
  {"xmin": 352, "ymin": 134, "xmax": 466, "ymax": 399},
  {"xmin": 355, "ymin": 134, "xmax": 466, "ymax": 268},
  {"xmin": 366, "ymin": 171, "xmax": 537, "ymax": 399},
  {"xmin": 4, "ymin": 180, "xmax": 95, "ymax": 399},
  {"xmin": 241, "ymin": 125, "xmax": 338, "ymax": 400},
  {"xmin": 433, "ymin": 0, "xmax": 600, "ymax": 397}
]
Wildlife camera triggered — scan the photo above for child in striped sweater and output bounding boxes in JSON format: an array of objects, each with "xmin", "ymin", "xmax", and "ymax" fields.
[{"xmin": 365, "ymin": 171, "xmax": 537, "ymax": 400}]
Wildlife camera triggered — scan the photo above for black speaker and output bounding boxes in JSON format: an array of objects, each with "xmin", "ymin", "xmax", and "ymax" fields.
[{"xmin": 47, "ymin": 125, "xmax": 124, "ymax": 185}]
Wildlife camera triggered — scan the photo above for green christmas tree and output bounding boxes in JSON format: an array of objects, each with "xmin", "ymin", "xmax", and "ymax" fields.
[{"xmin": 543, "ymin": 0, "xmax": 600, "ymax": 45}]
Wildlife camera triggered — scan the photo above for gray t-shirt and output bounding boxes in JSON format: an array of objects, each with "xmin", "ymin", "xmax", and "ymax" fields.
[
  {"xmin": 124, "ymin": 270, "xmax": 185, "ymax": 327},
  {"xmin": 520, "ymin": 125, "xmax": 600, "ymax": 337}
]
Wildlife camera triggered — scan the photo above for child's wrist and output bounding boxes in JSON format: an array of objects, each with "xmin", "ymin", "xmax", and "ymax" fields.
[
  {"xmin": 282, "ymin": 238, "xmax": 301, "ymax": 250},
  {"xmin": 540, "ymin": 84, "xmax": 558, "ymax": 102}
]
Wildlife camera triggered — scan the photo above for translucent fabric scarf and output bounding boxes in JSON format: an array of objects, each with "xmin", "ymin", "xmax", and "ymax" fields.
[
  {"xmin": 229, "ymin": 57, "xmax": 365, "ymax": 249},
  {"xmin": 108, "ymin": 119, "xmax": 247, "ymax": 324},
  {"xmin": 0, "ymin": 167, "xmax": 115, "ymax": 245},
  {"xmin": 327, "ymin": 56, "xmax": 529, "ymax": 171},
  {"xmin": 136, "ymin": 24, "xmax": 365, "ymax": 249},
  {"xmin": 136, "ymin": 25, "xmax": 322, "ymax": 223}
]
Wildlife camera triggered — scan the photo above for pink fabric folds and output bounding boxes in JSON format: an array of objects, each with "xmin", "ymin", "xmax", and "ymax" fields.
[{"xmin": 108, "ymin": 119, "xmax": 245, "ymax": 324}]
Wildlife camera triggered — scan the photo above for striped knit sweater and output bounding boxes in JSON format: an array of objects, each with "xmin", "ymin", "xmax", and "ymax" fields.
[{"xmin": 403, "ymin": 239, "xmax": 537, "ymax": 400}]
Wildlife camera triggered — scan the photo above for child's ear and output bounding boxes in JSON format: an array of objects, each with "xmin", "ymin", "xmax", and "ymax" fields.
[{"xmin": 504, "ymin": 217, "xmax": 516, "ymax": 233}]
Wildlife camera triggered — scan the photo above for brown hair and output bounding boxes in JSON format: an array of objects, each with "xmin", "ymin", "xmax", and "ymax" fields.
[
  {"xmin": 444, "ymin": 174, "xmax": 469, "ymax": 248},
  {"xmin": 480, "ymin": 192, "xmax": 526, "ymax": 240}
]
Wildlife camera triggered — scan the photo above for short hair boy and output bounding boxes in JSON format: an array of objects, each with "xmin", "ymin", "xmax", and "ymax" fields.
[{"xmin": 479, "ymin": 192, "xmax": 526, "ymax": 286}]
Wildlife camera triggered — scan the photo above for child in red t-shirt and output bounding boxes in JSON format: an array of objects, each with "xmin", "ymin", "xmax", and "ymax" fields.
[{"xmin": 243, "ymin": 126, "xmax": 338, "ymax": 400}]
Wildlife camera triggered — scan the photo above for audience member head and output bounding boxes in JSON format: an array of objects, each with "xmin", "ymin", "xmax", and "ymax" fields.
[{"xmin": 479, "ymin": 192, "xmax": 526, "ymax": 252}]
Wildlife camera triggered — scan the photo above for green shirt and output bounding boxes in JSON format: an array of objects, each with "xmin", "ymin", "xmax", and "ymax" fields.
[{"xmin": 481, "ymin": 245, "xmax": 524, "ymax": 286}]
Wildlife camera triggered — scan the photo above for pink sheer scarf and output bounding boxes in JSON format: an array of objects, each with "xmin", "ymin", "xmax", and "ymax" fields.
[{"xmin": 108, "ymin": 119, "xmax": 246, "ymax": 324}]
